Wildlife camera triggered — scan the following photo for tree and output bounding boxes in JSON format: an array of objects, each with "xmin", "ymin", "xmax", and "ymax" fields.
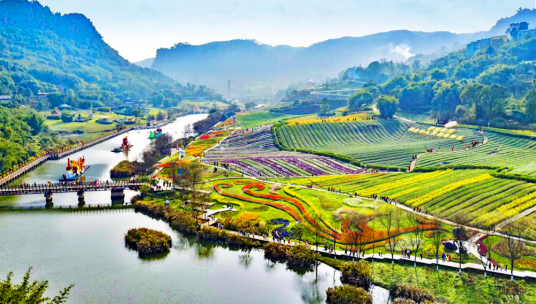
[
  {"xmin": 432, "ymin": 82, "xmax": 462, "ymax": 121},
  {"xmin": 348, "ymin": 90, "xmax": 374, "ymax": 112},
  {"xmin": 0, "ymin": 268, "xmax": 73, "ymax": 303},
  {"xmin": 24, "ymin": 112, "xmax": 44, "ymax": 135},
  {"xmin": 140, "ymin": 148, "xmax": 159, "ymax": 172},
  {"xmin": 47, "ymin": 93, "xmax": 64, "ymax": 108},
  {"xmin": 524, "ymin": 89, "xmax": 536, "ymax": 123},
  {"xmin": 431, "ymin": 218, "xmax": 445, "ymax": 271},
  {"xmin": 376, "ymin": 95, "xmax": 398, "ymax": 118},
  {"xmin": 430, "ymin": 69, "xmax": 448, "ymax": 81},
  {"xmin": 346, "ymin": 214, "xmax": 367, "ymax": 259},
  {"xmin": 379, "ymin": 208, "xmax": 402, "ymax": 264},
  {"xmin": 156, "ymin": 111, "xmax": 166, "ymax": 121},
  {"xmin": 132, "ymin": 109, "xmax": 142, "ymax": 117},
  {"xmin": 183, "ymin": 162, "xmax": 210, "ymax": 218},
  {"xmin": 60, "ymin": 111, "xmax": 73, "ymax": 122},
  {"xmin": 151, "ymin": 94, "xmax": 164, "ymax": 107},
  {"xmin": 320, "ymin": 98, "xmax": 330, "ymax": 116},
  {"xmin": 452, "ymin": 215, "xmax": 469, "ymax": 273},
  {"xmin": 408, "ymin": 213, "xmax": 425, "ymax": 268},
  {"xmin": 503, "ymin": 221, "xmax": 525, "ymax": 281}
]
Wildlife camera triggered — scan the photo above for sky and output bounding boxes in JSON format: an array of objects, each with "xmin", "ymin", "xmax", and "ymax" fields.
[{"xmin": 38, "ymin": 0, "xmax": 535, "ymax": 63}]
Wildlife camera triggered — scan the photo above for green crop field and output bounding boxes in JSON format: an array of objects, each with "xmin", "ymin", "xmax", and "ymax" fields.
[
  {"xmin": 283, "ymin": 169, "xmax": 536, "ymax": 229},
  {"xmin": 277, "ymin": 120, "xmax": 483, "ymax": 168},
  {"xmin": 416, "ymin": 131, "xmax": 536, "ymax": 175},
  {"xmin": 236, "ymin": 111, "xmax": 296, "ymax": 128}
]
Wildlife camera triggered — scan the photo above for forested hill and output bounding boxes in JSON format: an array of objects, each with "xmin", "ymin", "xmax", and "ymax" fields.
[
  {"xmin": 350, "ymin": 36, "xmax": 536, "ymax": 129},
  {"xmin": 0, "ymin": 0, "xmax": 177, "ymax": 102}
]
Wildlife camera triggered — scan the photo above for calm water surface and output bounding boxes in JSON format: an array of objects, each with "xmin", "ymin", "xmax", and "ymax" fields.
[
  {"xmin": 0, "ymin": 114, "xmax": 207, "ymax": 208},
  {"xmin": 0, "ymin": 210, "xmax": 341, "ymax": 303}
]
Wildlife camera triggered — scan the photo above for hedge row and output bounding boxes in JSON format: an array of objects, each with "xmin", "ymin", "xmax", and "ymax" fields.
[
  {"xmin": 491, "ymin": 171, "xmax": 536, "ymax": 184},
  {"xmin": 412, "ymin": 164, "xmax": 509, "ymax": 172}
]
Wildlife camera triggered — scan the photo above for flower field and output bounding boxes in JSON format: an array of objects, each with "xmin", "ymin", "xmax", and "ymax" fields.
[
  {"xmin": 184, "ymin": 131, "xmax": 230, "ymax": 157},
  {"xmin": 203, "ymin": 128, "xmax": 363, "ymax": 177},
  {"xmin": 282, "ymin": 169, "xmax": 536, "ymax": 229},
  {"xmin": 277, "ymin": 120, "xmax": 483, "ymax": 168},
  {"xmin": 416, "ymin": 131, "xmax": 536, "ymax": 175},
  {"xmin": 209, "ymin": 179, "xmax": 441, "ymax": 246}
]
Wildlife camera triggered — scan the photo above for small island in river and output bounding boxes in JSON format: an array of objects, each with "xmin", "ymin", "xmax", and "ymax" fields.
[{"xmin": 124, "ymin": 228, "xmax": 172, "ymax": 256}]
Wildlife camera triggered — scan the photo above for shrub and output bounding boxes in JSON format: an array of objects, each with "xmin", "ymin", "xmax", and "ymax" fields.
[
  {"xmin": 264, "ymin": 242, "xmax": 289, "ymax": 260},
  {"xmin": 340, "ymin": 262, "xmax": 373, "ymax": 290},
  {"xmin": 391, "ymin": 284, "xmax": 435, "ymax": 303},
  {"xmin": 134, "ymin": 201, "xmax": 198, "ymax": 234},
  {"xmin": 61, "ymin": 111, "xmax": 74, "ymax": 122},
  {"xmin": 326, "ymin": 285, "xmax": 372, "ymax": 304},
  {"xmin": 392, "ymin": 299, "xmax": 416, "ymax": 304},
  {"xmin": 238, "ymin": 212, "xmax": 260, "ymax": 222},
  {"xmin": 287, "ymin": 244, "xmax": 320, "ymax": 270},
  {"xmin": 124, "ymin": 228, "xmax": 172, "ymax": 256}
]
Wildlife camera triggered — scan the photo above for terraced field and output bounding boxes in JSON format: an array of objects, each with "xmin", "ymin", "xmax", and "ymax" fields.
[
  {"xmin": 236, "ymin": 111, "xmax": 295, "ymax": 128},
  {"xmin": 277, "ymin": 120, "xmax": 483, "ymax": 168},
  {"xmin": 286, "ymin": 170, "xmax": 536, "ymax": 229},
  {"xmin": 416, "ymin": 131, "xmax": 536, "ymax": 174},
  {"xmin": 203, "ymin": 127, "xmax": 363, "ymax": 177}
]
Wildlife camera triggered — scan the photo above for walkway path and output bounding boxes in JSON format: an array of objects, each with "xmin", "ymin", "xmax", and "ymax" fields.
[
  {"xmin": 205, "ymin": 207, "xmax": 237, "ymax": 217},
  {"xmin": 223, "ymin": 229, "xmax": 535, "ymax": 279},
  {"xmin": 409, "ymin": 133, "xmax": 488, "ymax": 171}
]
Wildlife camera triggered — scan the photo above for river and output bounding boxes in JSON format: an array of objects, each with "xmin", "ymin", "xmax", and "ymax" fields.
[
  {"xmin": 0, "ymin": 114, "xmax": 207, "ymax": 209},
  {"xmin": 0, "ymin": 210, "xmax": 342, "ymax": 303},
  {"xmin": 0, "ymin": 113, "xmax": 391, "ymax": 303}
]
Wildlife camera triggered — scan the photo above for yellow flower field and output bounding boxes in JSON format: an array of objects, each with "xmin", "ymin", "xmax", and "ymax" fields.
[{"xmin": 406, "ymin": 173, "xmax": 492, "ymax": 207}]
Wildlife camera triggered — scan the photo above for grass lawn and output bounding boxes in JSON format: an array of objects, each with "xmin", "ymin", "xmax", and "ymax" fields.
[
  {"xmin": 44, "ymin": 112, "xmax": 142, "ymax": 134},
  {"xmin": 322, "ymin": 257, "xmax": 536, "ymax": 304}
]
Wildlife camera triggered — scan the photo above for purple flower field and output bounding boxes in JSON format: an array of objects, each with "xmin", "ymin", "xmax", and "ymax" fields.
[{"xmin": 203, "ymin": 128, "xmax": 362, "ymax": 177}]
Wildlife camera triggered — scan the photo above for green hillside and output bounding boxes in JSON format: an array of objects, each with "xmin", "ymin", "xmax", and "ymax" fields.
[{"xmin": 0, "ymin": 0, "xmax": 190, "ymax": 103}]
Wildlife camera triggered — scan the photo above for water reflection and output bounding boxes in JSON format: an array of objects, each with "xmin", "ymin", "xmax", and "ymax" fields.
[{"xmin": 0, "ymin": 210, "xmax": 345, "ymax": 303}]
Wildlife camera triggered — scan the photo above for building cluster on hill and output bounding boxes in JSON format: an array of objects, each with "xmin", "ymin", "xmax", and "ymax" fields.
[{"xmin": 466, "ymin": 21, "xmax": 536, "ymax": 56}]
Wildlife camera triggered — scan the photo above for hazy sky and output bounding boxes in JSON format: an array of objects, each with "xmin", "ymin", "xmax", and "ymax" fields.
[{"xmin": 39, "ymin": 0, "xmax": 534, "ymax": 62}]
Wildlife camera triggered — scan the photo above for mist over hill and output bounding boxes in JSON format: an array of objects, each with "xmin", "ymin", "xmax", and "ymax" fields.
[{"xmin": 149, "ymin": 8, "xmax": 536, "ymax": 98}]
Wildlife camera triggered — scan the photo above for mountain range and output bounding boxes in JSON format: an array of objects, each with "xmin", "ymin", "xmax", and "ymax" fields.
[{"xmin": 142, "ymin": 8, "xmax": 536, "ymax": 99}]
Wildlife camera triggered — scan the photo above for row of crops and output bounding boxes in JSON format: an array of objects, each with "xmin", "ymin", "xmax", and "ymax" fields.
[
  {"xmin": 277, "ymin": 120, "xmax": 483, "ymax": 168},
  {"xmin": 416, "ymin": 131, "xmax": 536, "ymax": 175},
  {"xmin": 203, "ymin": 128, "xmax": 363, "ymax": 177},
  {"xmin": 295, "ymin": 170, "xmax": 536, "ymax": 229},
  {"xmin": 236, "ymin": 112, "xmax": 295, "ymax": 128}
]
